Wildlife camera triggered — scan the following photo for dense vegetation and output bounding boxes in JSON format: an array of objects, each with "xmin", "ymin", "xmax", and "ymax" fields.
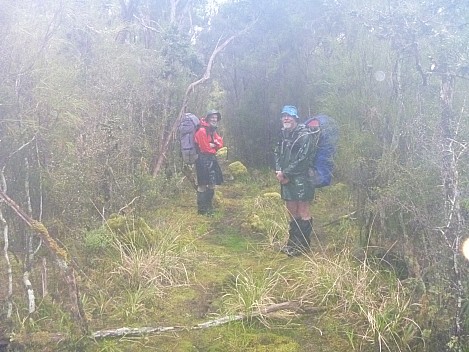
[{"xmin": 1, "ymin": 0, "xmax": 469, "ymax": 351}]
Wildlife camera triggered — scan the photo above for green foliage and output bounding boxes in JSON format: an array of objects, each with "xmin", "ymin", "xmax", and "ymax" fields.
[
  {"xmin": 132, "ymin": 172, "xmax": 186, "ymax": 213},
  {"xmin": 84, "ymin": 228, "xmax": 113, "ymax": 253}
]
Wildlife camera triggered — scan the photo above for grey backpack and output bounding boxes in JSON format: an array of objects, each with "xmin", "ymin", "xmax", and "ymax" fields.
[{"xmin": 178, "ymin": 113, "xmax": 200, "ymax": 164}]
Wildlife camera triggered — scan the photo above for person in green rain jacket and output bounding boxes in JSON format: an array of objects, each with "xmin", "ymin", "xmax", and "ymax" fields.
[{"xmin": 274, "ymin": 105, "xmax": 319, "ymax": 256}]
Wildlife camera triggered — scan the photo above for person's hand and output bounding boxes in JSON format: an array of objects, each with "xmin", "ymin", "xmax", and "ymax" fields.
[
  {"xmin": 209, "ymin": 143, "xmax": 216, "ymax": 148},
  {"xmin": 276, "ymin": 171, "xmax": 289, "ymax": 184}
]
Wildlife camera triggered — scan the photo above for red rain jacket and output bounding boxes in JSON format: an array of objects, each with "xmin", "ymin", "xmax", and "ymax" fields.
[{"xmin": 194, "ymin": 120, "xmax": 223, "ymax": 155}]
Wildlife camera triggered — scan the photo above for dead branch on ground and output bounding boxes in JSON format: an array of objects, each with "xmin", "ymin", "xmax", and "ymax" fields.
[{"xmin": 93, "ymin": 301, "xmax": 318, "ymax": 339}]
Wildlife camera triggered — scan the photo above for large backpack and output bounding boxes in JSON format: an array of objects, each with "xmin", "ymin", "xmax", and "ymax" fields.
[
  {"xmin": 305, "ymin": 114, "xmax": 339, "ymax": 187},
  {"xmin": 178, "ymin": 113, "xmax": 200, "ymax": 164}
]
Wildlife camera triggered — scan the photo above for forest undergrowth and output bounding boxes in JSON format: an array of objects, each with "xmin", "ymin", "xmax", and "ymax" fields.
[{"xmin": 5, "ymin": 170, "xmax": 428, "ymax": 352}]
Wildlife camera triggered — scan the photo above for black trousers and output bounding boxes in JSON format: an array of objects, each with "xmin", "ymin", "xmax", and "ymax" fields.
[{"xmin": 196, "ymin": 154, "xmax": 223, "ymax": 186}]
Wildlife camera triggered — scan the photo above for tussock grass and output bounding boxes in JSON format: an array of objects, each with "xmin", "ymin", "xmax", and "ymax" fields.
[
  {"xmin": 246, "ymin": 195, "xmax": 289, "ymax": 247},
  {"xmin": 220, "ymin": 267, "xmax": 290, "ymax": 327},
  {"xmin": 80, "ymin": 218, "xmax": 195, "ymax": 329},
  {"xmin": 110, "ymin": 226, "xmax": 191, "ymax": 295},
  {"xmin": 296, "ymin": 249, "xmax": 423, "ymax": 351}
]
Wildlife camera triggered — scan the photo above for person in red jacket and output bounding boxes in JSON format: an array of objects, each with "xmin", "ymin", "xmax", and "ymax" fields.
[{"xmin": 194, "ymin": 109, "xmax": 224, "ymax": 215}]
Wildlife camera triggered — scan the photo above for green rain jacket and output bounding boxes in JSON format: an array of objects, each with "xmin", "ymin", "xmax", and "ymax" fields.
[{"xmin": 274, "ymin": 124, "xmax": 319, "ymax": 201}]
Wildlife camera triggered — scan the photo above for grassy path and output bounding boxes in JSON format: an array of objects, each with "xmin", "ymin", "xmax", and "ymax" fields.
[
  {"xmin": 7, "ymin": 172, "xmax": 421, "ymax": 351},
  {"xmin": 134, "ymin": 175, "xmax": 353, "ymax": 352},
  {"xmin": 77, "ymin": 172, "xmax": 356, "ymax": 352}
]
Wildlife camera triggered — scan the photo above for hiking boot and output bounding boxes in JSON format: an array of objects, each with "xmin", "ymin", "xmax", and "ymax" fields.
[
  {"xmin": 197, "ymin": 191, "xmax": 210, "ymax": 215},
  {"xmin": 281, "ymin": 220, "xmax": 302, "ymax": 256},
  {"xmin": 297, "ymin": 219, "xmax": 313, "ymax": 252},
  {"xmin": 206, "ymin": 188, "xmax": 215, "ymax": 214},
  {"xmin": 281, "ymin": 219, "xmax": 313, "ymax": 256},
  {"xmin": 285, "ymin": 219, "xmax": 299, "ymax": 246}
]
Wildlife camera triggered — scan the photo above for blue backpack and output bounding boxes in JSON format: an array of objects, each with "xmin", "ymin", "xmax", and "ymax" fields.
[
  {"xmin": 178, "ymin": 113, "xmax": 200, "ymax": 164},
  {"xmin": 305, "ymin": 115, "xmax": 338, "ymax": 187}
]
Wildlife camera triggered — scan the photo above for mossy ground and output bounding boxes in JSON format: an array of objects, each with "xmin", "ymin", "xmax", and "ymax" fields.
[
  {"xmin": 88, "ymin": 172, "xmax": 353, "ymax": 351},
  {"xmin": 7, "ymin": 170, "xmax": 359, "ymax": 351}
]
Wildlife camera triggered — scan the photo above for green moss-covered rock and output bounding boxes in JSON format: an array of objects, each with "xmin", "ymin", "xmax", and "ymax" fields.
[
  {"xmin": 217, "ymin": 146, "xmax": 228, "ymax": 158},
  {"xmin": 106, "ymin": 214, "xmax": 157, "ymax": 248},
  {"xmin": 247, "ymin": 214, "xmax": 267, "ymax": 233},
  {"xmin": 262, "ymin": 192, "xmax": 281, "ymax": 200},
  {"xmin": 228, "ymin": 161, "xmax": 248, "ymax": 178}
]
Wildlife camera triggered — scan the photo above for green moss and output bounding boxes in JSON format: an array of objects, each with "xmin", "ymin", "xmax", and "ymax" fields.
[
  {"xmin": 106, "ymin": 214, "xmax": 154, "ymax": 236},
  {"xmin": 217, "ymin": 146, "xmax": 228, "ymax": 158},
  {"xmin": 246, "ymin": 214, "xmax": 267, "ymax": 233},
  {"xmin": 262, "ymin": 192, "xmax": 281, "ymax": 200},
  {"xmin": 31, "ymin": 220, "xmax": 69, "ymax": 262},
  {"xmin": 60, "ymin": 170, "xmax": 413, "ymax": 352},
  {"xmin": 105, "ymin": 214, "xmax": 158, "ymax": 248},
  {"xmin": 228, "ymin": 161, "xmax": 249, "ymax": 178},
  {"xmin": 192, "ymin": 324, "xmax": 300, "ymax": 352}
]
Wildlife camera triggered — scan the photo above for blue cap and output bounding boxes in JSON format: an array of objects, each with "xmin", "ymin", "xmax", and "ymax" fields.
[{"xmin": 281, "ymin": 105, "xmax": 299, "ymax": 119}]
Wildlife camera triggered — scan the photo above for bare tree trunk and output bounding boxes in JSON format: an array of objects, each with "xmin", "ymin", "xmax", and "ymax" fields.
[
  {"xmin": 439, "ymin": 73, "xmax": 465, "ymax": 352},
  {"xmin": 0, "ymin": 172, "xmax": 13, "ymax": 319},
  {"xmin": 41, "ymin": 257, "xmax": 48, "ymax": 298},
  {"xmin": 169, "ymin": 0, "xmax": 180, "ymax": 24},
  {"xmin": 23, "ymin": 156, "xmax": 36, "ymax": 314}
]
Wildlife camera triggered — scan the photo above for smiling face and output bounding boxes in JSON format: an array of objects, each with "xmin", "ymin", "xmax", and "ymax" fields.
[
  {"xmin": 207, "ymin": 114, "xmax": 219, "ymax": 127},
  {"xmin": 281, "ymin": 113, "xmax": 298, "ymax": 130}
]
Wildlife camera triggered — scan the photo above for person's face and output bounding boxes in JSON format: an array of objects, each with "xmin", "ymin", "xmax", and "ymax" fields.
[
  {"xmin": 207, "ymin": 115, "xmax": 218, "ymax": 127},
  {"xmin": 281, "ymin": 114, "xmax": 297, "ymax": 130}
]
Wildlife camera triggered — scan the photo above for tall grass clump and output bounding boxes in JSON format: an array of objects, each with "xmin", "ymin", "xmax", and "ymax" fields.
[
  {"xmin": 246, "ymin": 194, "xmax": 289, "ymax": 247},
  {"xmin": 221, "ymin": 267, "xmax": 289, "ymax": 327},
  {"xmin": 297, "ymin": 249, "xmax": 423, "ymax": 351},
  {"xmin": 109, "ymin": 219, "xmax": 191, "ymax": 295}
]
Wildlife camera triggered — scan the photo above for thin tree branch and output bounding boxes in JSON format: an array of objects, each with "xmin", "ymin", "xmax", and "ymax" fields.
[{"xmin": 0, "ymin": 189, "xmax": 88, "ymax": 333}]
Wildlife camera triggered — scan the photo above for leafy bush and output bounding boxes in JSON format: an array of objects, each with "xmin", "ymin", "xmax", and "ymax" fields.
[{"xmin": 84, "ymin": 228, "xmax": 113, "ymax": 253}]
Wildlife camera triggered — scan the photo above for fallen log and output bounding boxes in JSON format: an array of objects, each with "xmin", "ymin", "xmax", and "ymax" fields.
[
  {"xmin": 5, "ymin": 301, "xmax": 324, "ymax": 347},
  {"xmin": 92, "ymin": 301, "xmax": 307, "ymax": 339}
]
